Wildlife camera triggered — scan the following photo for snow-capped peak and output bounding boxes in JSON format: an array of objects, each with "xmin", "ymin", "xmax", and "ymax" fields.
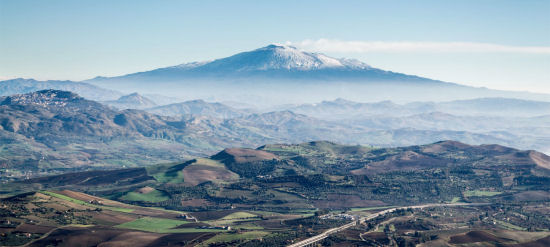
[
  {"xmin": 250, "ymin": 44, "xmax": 345, "ymax": 70},
  {"xmin": 172, "ymin": 44, "xmax": 371, "ymax": 72}
]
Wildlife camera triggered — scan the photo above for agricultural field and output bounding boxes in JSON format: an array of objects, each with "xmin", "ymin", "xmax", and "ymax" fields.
[{"xmin": 2, "ymin": 140, "xmax": 550, "ymax": 246}]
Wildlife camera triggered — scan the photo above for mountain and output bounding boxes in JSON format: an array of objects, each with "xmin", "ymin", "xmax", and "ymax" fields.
[
  {"xmin": 88, "ymin": 44, "xmax": 550, "ymax": 105},
  {"xmin": 286, "ymin": 98, "xmax": 411, "ymax": 119},
  {"xmin": 104, "ymin": 92, "xmax": 157, "ymax": 110},
  {"xmin": 0, "ymin": 90, "xmax": 166, "ymax": 139},
  {"xmin": 286, "ymin": 97, "xmax": 550, "ymax": 119},
  {"xmin": 102, "ymin": 44, "xmax": 380, "ymax": 78},
  {"xmin": 0, "ymin": 90, "xmax": 351, "ymax": 178},
  {"xmin": 436, "ymin": 97, "xmax": 550, "ymax": 117},
  {"xmin": 281, "ymin": 98, "xmax": 550, "ymax": 153},
  {"xmin": 2, "ymin": 90, "xmax": 548, "ymax": 179},
  {"xmin": 0, "ymin": 78, "xmax": 122, "ymax": 101},
  {"xmin": 146, "ymin": 99, "xmax": 249, "ymax": 118},
  {"xmin": 0, "ymin": 90, "xmax": 192, "ymax": 177}
]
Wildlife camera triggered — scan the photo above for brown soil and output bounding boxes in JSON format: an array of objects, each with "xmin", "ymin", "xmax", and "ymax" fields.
[
  {"xmin": 211, "ymin": 148, "xmax": 278, "ymax": 165},
  {"xmin": 91, "ymin": 211, "xmax": 137, "ymax": 225},
  {"xmin": 449, "ymin": 230, "xmax": 505, "ymax": 244},
  {"xmin": 14, "ymin": 224, "xmax": 55, "ymax": 234},
  {"xmin": 505, "ymin": 236, "xmax": 550, "ymax": 247},
  {"xmin": 513, "ymin": 190, "xmax": 550, "ymax": 201},
  {"xmin": 422, "ymin": 140, "xmax": 473, "ymax": 153},
  {"xmin": 28, "ymin": 226, "xmax": 162, "ymax": 247},
  {"xmin": 137, "ymin": 186, "xmax": 155, "ymax": 194},
  {"xmin": 182, "ymin": 164, "xmax": 237, "ymax": 186},
  {"xmin": 529, "ymin": 151, "xmax": 550, "ymax": 170},
  {"xmin": 128, "ymin": 208, "xmax": 180, "ymax": 219},
  {"xmin": 222, "ymin": 148, "xmax": 278, "ymax": 163},
  {"xmin": 362, "ymin": 232, "xmax": 389, "ymax": 244}
]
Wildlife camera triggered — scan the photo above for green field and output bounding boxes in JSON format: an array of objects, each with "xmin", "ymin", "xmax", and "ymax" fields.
[
  {"xmin": 115, "ymin": 217, "xmax": 226, "ymax": 233},
  {"xmin": 115, "ymin": 217, "xmax": 188, "ymax": 233},
  {"xmin": 350, "ymin": 206, "xmax": 395, "ymax": 212},
  {"xmin": 450, "ymin": 197, "xmax": 462, "ymax": 203},
  {"xmin": 42, "ymin": 191, "xmax": 134, "ymax": 213},
  {"xmin": 464, "ymin": 190, "xmax": 502, "ymax": 197},
  {"xmin": 148, "ymin": 163, "xmax": 187, "ymax": 183},
  {"xmin": 121, "ymin": 189, "xmax": 169, "ymax": 203},
  {"xmin": 494, "ymin": 220, "xmax": 527, "ymax": 231}
]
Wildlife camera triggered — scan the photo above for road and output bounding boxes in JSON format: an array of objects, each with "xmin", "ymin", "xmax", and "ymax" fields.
[{"xmin": 286, "ymin": 203, "xmax": 490, "ymax": 247}]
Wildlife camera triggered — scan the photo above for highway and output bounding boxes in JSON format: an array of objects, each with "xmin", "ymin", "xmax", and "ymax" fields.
[{"xmin": 287, "ymin": 203, "xmax": 490, "ymax": 247}]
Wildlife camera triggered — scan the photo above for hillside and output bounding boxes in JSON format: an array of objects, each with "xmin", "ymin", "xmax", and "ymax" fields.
[
  {"xmin": 4, "ymin": 140, "xmax": 550, "ymax": 246},
  {"xmin": 7, "ymin": 140, "xmax": 549, "ymax": 206},
  {"xmin": 2, "ymin": 90, "xmax": 549, "ymax": 179},
  {"xmin": 0, "ymin": 90, "xmax": 193, "ymax": 177}
]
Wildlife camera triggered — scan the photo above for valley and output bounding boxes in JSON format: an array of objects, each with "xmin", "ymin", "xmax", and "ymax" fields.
[
  {"xmin": 2, "ymin": 140, "xmax": 550, "ymax": 246},
  {"xmin": 0, "ymin": 31, "xmax": 549, "ymax": 246}
]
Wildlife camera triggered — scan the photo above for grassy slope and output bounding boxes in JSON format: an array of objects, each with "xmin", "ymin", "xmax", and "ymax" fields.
[
  {"xmin": 464, "ymin": 190, "xmax": 503, "ymax": 197},
  {"xmin": 120, "ymin": 189, "xmax": 169, "ymax": 203},
  {"xmin": 41, "ymin": 191, "xmax": 134, "ymax": 213}
]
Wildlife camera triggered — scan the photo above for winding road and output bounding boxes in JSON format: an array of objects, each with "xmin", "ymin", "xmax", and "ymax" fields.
[{"xmin": 287, "ymin": 203, "xmax": 490, "ymax": 247}]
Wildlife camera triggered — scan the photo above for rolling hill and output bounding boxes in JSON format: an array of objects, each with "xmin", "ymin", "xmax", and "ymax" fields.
[{"xmin": 6, "ymin": 140, "xmax": 550, "ymax": 207}]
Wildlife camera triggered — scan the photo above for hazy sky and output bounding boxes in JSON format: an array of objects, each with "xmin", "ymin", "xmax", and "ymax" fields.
[{"xmin": 1, "ymin": 0, "xmax": 549, "ymax": 93}]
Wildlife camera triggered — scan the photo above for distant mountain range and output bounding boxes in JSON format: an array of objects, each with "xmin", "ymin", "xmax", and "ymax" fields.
[
  {"xmin": 146, "ymin": 99, "xmax": 250, "ymax": 118},
  {"xmin": 2, "ymin": 90, "xmax": 549, "ymax": 179},
  {"xmin": 0, "ymin": 78, "xmax": 122, "ymax": 101},
  {"xmin": 104, "ymin": 92, "xmax": 157, "ymax": 110},
  {"xmin": 286, "ymin": 97, "xmax": 550, "ymax": 118}
]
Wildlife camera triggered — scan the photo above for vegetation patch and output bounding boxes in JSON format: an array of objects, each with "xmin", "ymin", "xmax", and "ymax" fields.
[
  {"xmin": 464, "ymin": 190, "xmax": 502, "ymax": 197},
  {"xmin": 115, "ymin": 217, "xmax": 189, "ymax": 233},
  {"xmin": 494, "ymin": 220, "xmax": 527, "ymax": 231},
  {"xmin": 197, "ymin": 231, "xmax": 269, "ymax": 246},
  {"xmin": 120, "ymin": 188, "xmax": 169, "ymax": 203}
]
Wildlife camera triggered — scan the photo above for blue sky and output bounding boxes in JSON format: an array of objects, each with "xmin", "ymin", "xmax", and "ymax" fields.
[{"xmin": 1, "ymin": 0, "xmax": 549, "ymax": 93}]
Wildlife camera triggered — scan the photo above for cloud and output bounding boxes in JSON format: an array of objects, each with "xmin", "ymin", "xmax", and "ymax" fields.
[{"xmin": 287, "ymin": 39, "xmax": 550, "ymax": 54}]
